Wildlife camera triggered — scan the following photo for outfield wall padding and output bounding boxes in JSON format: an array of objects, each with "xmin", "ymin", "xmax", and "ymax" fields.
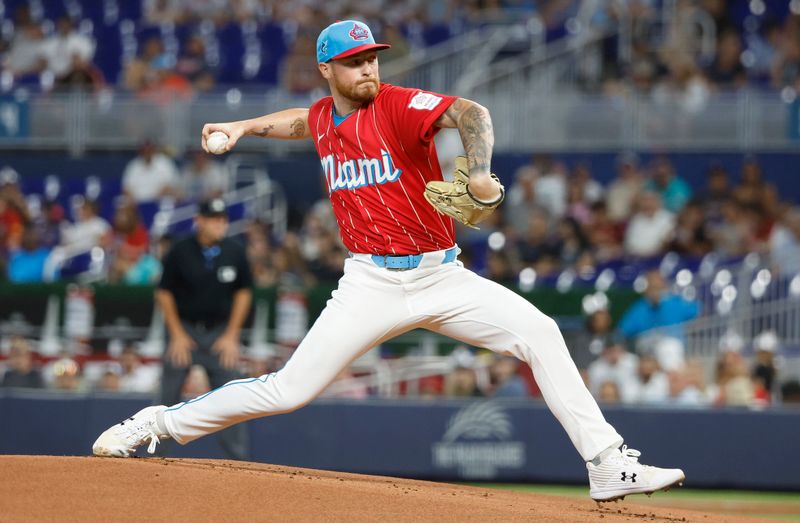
[{"xmin": 1, "ymin": 391, "xmax": 797, "ymax": 490}]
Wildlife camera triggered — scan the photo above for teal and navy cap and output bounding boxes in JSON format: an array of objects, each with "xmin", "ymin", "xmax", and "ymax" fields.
[{"xmin": 316, "ymin": 20, "xmax": 391, "ymax": 64}]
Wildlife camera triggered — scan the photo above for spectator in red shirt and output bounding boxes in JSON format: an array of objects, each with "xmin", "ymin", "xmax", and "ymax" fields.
[
  {"xmin": 0, "ymin": 167, "xmax": 29, "ymax": 251},
  {"xmin": 108, "ymin": 202, "xmax": 149, "ymax": 282}
]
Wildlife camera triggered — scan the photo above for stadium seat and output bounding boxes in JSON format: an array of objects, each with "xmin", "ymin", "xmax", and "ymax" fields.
[
  {"xmin": 216, "ymin": 23, "xmax": 245, "ymax": 84},
  {"xmin": 256, "ymin": 22, "xmax": 287, "ymax": 85},
  {"xmin": 58, "ymin": 251, "xmax": 93, "ymax": 279}
]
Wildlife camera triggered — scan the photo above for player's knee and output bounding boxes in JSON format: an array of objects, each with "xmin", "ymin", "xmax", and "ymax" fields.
[
  {"xmin": 272, "ymin": 387, "xmax": 316, "ymax": 413},
  {"xmin": 517, "ymin": 313, "xmax": 560, "ymax": 341},
  {"xmin": 541, "ymin": 316, "xmax": 562, "ymax": 337},
  {"xmin": 514, "ymin": 315, "xmax": 564, "ymax": 359}
]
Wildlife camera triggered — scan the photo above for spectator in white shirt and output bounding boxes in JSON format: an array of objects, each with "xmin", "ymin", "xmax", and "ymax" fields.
[
  {"xmin": 624, "ymin": 191, "xmax": 675, "ymax": 257},
  {"xmin": 632, "ymin": 353, "xmax": 669, "ymax": 404},
  {"xmin": 770, "ymin": 207, "xmax": 800, "ymax": 276},
  {"xmin": 534, "ymin": 157, "xmax": 568, "ymax": 219},
  {"xmin": 180, "ymin": 150, "xmax": 228, "ymax": 202},
  {"xmin": 119, "ymin": 346, "xmax": 159, "ymax": 393},
  {"xmin": 588, "ymin": 335, "xmax": 639, "ymax": 404},
  {"xmin": 4, "ymin": 8, "xmax": 46, "ymax": 78},
  {"xmin": 122, "ymin": 142, "xmax": 180, "ymax": 203},
  {"xmin": 40, "ymin": 16, "xmax": 98, "ymax": 89},
  {"xmin": 606, "ymin": 151, "xmax": 643, "ymax": 223},
  {"xmin": 505, "ymin": 164, "xmax": 541, "ymax": 237},
  {"xmin": 59, "ymin": 197, "xmax": 110, "ymax": 252}
]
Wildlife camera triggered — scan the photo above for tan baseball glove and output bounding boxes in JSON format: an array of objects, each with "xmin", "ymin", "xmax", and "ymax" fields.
[{"xmin": 424, "ymin": 156, "xmax": 505, "ymax": 229}]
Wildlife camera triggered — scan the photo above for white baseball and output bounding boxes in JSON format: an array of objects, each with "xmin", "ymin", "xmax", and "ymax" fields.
[{"xmin": 206, "ymin": 131, "xmax": 229, "ymax": 155}]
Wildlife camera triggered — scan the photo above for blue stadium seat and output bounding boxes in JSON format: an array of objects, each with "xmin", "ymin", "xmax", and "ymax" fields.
[
  {"xmin": 422, "ymin": 23, "xmax": 451, "ymax": 46},
  {"xmin": 216, "ymin": 23, "xmax": 245, "ymax": 84},
  {"xmin": 3, "ymin": 0, "xmax": 31, "ymax": 17},
  {"xmin": 93, "ymin": 22, "xmax": 123, "ymax": 83},
  {"xmin": 115, "ymin": 0, "xmax": 141, "ymax": 22},
  {"xmin": 574, "ymin": 268, "xmax": 599, "ymax": 287},
  {"xmin": 58, "ymin": 251, "xmax": 93, "ymax": 279},
  {"xmin": 137, "ymin": 201, "xmax": 160, "ymax": 229},
  {"xmin": 174, "ymin": 22, "xmax": 196, "ymax": 47},
  {"xmin": 79, "ymin": 0, "xmax": 106, "ymax": 24},
  {"xmin": 135, "ymin": 23, "xmax": 161, "ymax": 46},
  {"xmin": 256, "ymin": 22, "xmax": 287, "ymax": 85},
  {"xmin": 41, "ymin": 0, "xmax": 67, "ymax": 21}
]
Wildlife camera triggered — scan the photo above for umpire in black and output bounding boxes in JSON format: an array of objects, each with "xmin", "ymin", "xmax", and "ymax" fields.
[{"xmin": 156, "ymin": 197, "xmax": 252, "ymax": 459}]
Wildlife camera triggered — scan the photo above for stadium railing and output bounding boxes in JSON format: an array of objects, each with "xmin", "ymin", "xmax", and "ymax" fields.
[{"xmin": 0, "ymin": 89, "xmax": 796, "ymax": 153}]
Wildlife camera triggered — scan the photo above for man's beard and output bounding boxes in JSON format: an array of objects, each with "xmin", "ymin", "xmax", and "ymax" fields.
[{"xmin": 334, "ymin": 76, "xmax": 379, "ymax": 104}]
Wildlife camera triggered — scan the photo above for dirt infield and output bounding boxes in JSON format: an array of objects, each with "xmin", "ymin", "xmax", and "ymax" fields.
[{"xmin": 0, "ymin": 456, "xmax": 768, "ymax": 522}]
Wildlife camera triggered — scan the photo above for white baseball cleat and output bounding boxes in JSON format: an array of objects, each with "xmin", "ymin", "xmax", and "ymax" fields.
[
  {"xmin": 92, "ymin": 405, "xmax": 169, "ymax": 458},
  {"xmin": 587, "ymin": 445, "xmax": 685, "ymax": 502}
]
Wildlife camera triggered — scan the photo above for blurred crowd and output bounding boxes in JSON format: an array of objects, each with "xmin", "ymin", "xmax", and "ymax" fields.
[
  {"xmin": 0, "ymin": 0, "xmax": 468, "ymax": 96},
  {"xmin": 3, "ymin": 325, "xmax": 800, "ymax": 410},
  {"xmin": 0, "ymin": 139, "xmax": 797, "ymax": 282},
  {"xmin": 462, "ymin": 152, "xmax": 800, "ymax": 282},
  {"xmin": 2, "ymin": 144, "xmax": 800, "ymax": 408},
  {"xmin": 1, "ymin": 1, "xmax": 799, "ymax": 97},
  {"xmin": 3, "ymin": 146, "xmax": 800, "ymax": 288},
  {"xmin": 592, "ymin": 0, "xmax": 800, "ymax": 97},
  {"xmin": 0, "ymin": 142, "xmax": 231, "ymax": 284}
]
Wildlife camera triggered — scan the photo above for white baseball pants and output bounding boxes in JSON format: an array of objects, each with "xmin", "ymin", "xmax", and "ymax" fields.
[{"xmin": 163, "ymin": 250, "xmax": 623, "ymax": 461}]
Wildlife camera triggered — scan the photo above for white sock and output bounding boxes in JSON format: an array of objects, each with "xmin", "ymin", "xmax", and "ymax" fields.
[
  {"xmin": 155, "ymin": 410, "xmax": 169, "ymax": 436},
  {"xmin": 591, "ymin": 445, "xmax": 620, "ymax": 466}
]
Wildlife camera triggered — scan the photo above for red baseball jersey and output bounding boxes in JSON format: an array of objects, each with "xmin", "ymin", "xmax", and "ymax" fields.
[{"xmin": 309, "ymin": 83, "xmax": 458, "ymax": 255}]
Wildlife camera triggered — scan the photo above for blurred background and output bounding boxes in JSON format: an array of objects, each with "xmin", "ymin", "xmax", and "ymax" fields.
[{"xmin": 1, "ymin": 0, "xmax": 799, "ymax": 494}]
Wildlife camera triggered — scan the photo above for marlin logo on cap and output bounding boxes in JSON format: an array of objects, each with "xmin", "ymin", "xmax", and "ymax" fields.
[
  {"xmin": 316, "ymin": 20, "xmax": 391, "ymax": 63},
  {"xmin": 349, "ymin": 22, "xmax": 369, "ymax": 41}
]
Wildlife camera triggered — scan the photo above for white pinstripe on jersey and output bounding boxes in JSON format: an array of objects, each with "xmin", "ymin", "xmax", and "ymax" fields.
[
  {"xmin": 315, "ymin": 106, "xmax": 367, "ymax": 250},
  {"xmin": 332, "ymin": 120, "xmax": 395, "ymax": 254},
  {"xmin": 394, "ymin": 126, "xmax": 451, "ymax": 241},
  {"xmin": 368, "ymin": 103, "xmax": 443, "ymax": 249},
  {"xmin": 355, "ymin": 108, "xmax": 418, "ymax": 253}
]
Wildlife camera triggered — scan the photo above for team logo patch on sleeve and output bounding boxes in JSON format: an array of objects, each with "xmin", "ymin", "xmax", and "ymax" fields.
[{"xmin": 409, "ymin": 92, "xmax": 443, "ymax": 111}]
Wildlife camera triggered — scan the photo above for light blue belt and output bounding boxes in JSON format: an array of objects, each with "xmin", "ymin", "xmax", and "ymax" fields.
[{"xmin": 371, "ymin": 247, "xmax": 458, "ymax": 270}]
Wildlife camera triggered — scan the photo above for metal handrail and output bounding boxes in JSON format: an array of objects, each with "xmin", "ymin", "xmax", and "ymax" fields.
[
  {"xmin": 462, "ymin": 26, "xmax": 616, "ymax": 94},
  {"xmin": 380, "ymin": 27, "xmax": 495, "ymax": 83},
  {"xmin": 150, "ymin": 157, "xmax": 287, "ymax": 240}
]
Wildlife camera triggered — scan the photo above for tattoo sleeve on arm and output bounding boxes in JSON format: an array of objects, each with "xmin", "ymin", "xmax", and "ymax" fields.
[
  {"xmin": 437, "ymin": 98, "xmax": 494, "ymax": 174},
  {"xmin": 253, "ymin": 124, "xmax": 274, "ymax": 137},
  {"xmin": 289, "ymin": 117, "xmax": 306, "ymax": 138}
]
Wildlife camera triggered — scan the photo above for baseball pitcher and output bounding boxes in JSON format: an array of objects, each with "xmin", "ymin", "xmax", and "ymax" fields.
[{"xmin": 93, "ymin": 20, "xmax": 684, "ymax": 502}]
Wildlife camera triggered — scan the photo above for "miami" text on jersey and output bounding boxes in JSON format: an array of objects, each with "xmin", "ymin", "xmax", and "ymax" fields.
[{"xmin": 321, "ymin": 149, "xmax": 403, "ymax": 193}]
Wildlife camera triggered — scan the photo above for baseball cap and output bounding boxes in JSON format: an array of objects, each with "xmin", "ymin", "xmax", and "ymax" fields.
[
  {"xmin": 198, "ymin": 198, "xmax": 227, "ymax": 217},
  {"xmin": 317, "ymin": 20, "xmax": 391, "ymax": 64}
]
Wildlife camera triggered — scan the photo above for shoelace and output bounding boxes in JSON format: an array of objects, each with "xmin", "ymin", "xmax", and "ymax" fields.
[
  {"xmin": 620, "ymin": 445, "xmax": 641, "ymax": 464},
  {"xmin": 116, "ymin": 418, "xmax": 162, "ymax": 454},
  {"xmin": 145, "ymin": 432, "xmax": 161, "ymax": 454},
  {"xmin": 617, "ymin": 445, "xmax": 657, "ymax": 472}
]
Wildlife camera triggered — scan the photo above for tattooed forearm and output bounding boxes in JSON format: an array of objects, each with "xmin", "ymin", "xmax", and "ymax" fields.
[
  {"xmin": 253, "ymin": 124, "xmax": 274, "ymax": 137},
  {"xmin": 441, "ymin": 99, "xmax": 494, "ymax": 174},
  {"xmin": 289, "ymin": 117, "xmax": 306, "ymax": 138},
  {"xmin": 240, "ymin": 108, "xmax": 309, "ymax": 140}
]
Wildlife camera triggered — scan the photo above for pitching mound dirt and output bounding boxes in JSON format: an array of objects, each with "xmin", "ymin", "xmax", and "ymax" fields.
[{"xmin": 0, "ymin": 456, "xmax": 765, "ymax": 522}]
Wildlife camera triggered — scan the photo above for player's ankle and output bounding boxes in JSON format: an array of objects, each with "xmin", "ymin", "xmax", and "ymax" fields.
[
  {"xmin": 590, "ymin": 445, "xmax": 620, "ymax": 466},
  {"xmin": 155, "ymin": 409, "xmax": 170, "ymax": 437}
]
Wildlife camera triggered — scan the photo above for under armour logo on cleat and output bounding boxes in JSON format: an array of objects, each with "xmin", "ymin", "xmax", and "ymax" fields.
[{"xmin": 621, "ymin": 472, "xmax": 637, "ymax": 482}]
